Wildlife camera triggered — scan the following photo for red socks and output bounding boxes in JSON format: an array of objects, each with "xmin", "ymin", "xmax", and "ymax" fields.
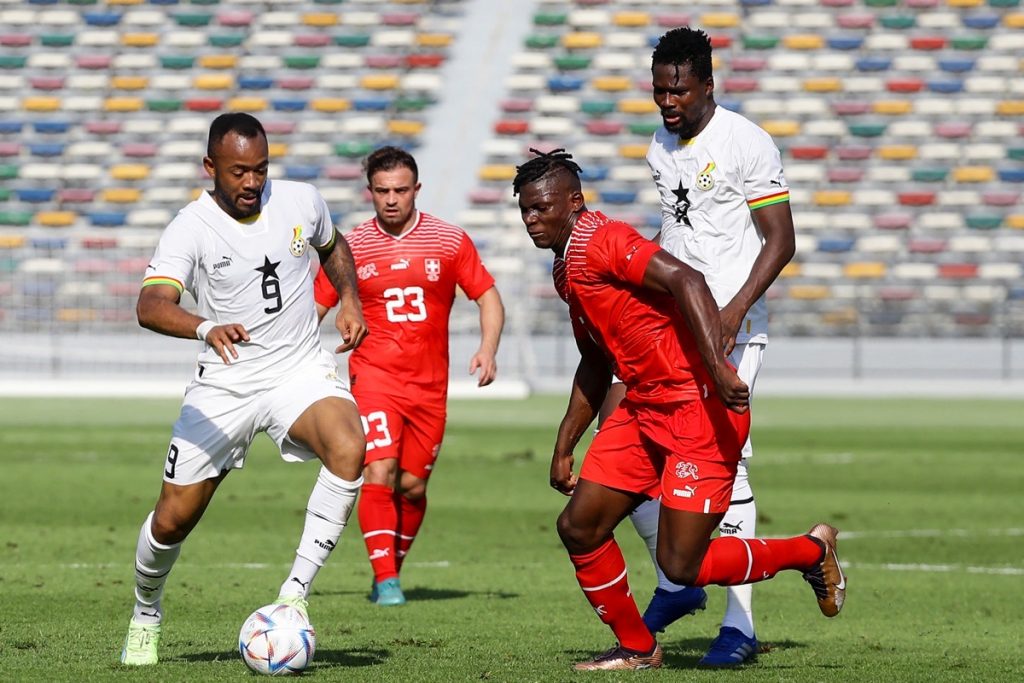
[
  {"xmin": 570, "ymin": 538, "xmax": 654, "ymax": 653},
  {"xmin": 395, "ymin": 494, "xmax": 427, "ymax": 574},
  {"xmin": 358, "ymin": 483, "xmax": 399, "ymax": 583},
  {"xmin": 694, "ymin": 535, "xmax": 823, "ymax": 587}
]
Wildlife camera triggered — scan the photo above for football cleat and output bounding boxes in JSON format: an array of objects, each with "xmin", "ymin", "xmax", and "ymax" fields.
[
  {"xmin": 274, "ymin": 594, "xmax": 310, "ymax": 622},
  {"xmin": 120, "ymin": 619, "xmax": 160, "ymax": 666},
  {"xmin": 698, "ymin": 626, "xmax": 758, "ymax": 667},
  {"xmin": 641, "ymin": 586, "xmax": 707, "ymax": 633},
  {"xmin": 803, "ymin": 523, "xmax": 846, "ymax": 617},
  {"xmin": 370, "ymin": 577, "xmax": 406, "ymax": 606},
  {"xmin": 573, "ymin": 642, "xmax": 663, "ymax": 671}
]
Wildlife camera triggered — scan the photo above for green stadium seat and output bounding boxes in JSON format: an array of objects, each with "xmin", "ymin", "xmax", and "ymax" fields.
[
  {"xmin": 554, "ymin": 55, "xmax": 591, "ymax": 70},
  {"xmin": 951, "ymin": 36, "xmax": 988, "ymax": 50},
  {"xmin": 40, "ymin": 34, "xmax": 74, "ymax": 47},
  {"xmin": 912, "ymin": 167, "xmax": 950, "ymax": 182},
  {"xmin": 175, "ymin": 13, "xmax": 213, "ymax": 27},
  {"xmin": 394, "ymin": 96, "xmax": 432, "ymax": 112},
  {"xmin": 147, "ymin": 99, "xmax": 183, "ymax": 112},
  {"xmin": 525, "ymin": 34, "xmax": 559, "ymax": 49},
  {"xmin": 628, "ymin": 122, "xmax": 660, "ymax": 136},
  {"xmin": 965, "ymin": 215, "xmax": 1003, "ymax": 230},
  {"xmin": 334, "ymin": 34, "xmax": 372, "ymax": 48},
  {"xmin": 742, "ymin": 35, "xmax": 779, "ymax": 50},
  {"xmin": 0, "ymin": 210, "xmax": 33, "ymax": 226},
  {"xmin": 284, "ymin": 56, "xmax": 320, "ymax": 69},
  {"xmin": 534, "ymin": 12, "xmax": 567, "ymax": 26},
  {"xmin": 581, "ymin": 100, "xmax": 617, "ymax": 116},
  {"xmin": 879, "ymin": 15, "xmax": 916, "ymax": 29},
  {"xmin": 209, "ymin": 34, "xmax": 244, "ymax": 48},
  {"xmin": 0, "ymin": 164, "xmax": 18, "ymax": 180},
  {"xmin": 160, "ymin": 56, "xmax": 196, "ymax": 69},
  {"xmin": 334, "ymin": 142, "xmax": 375, "ymax": 158}
]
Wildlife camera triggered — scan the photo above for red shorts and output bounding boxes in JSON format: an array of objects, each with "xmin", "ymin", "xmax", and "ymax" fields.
[
  {"xmin": 354, "ymin": 390, "xmax": 446, "ymax": 480},
  {"xmin": 580, "ymin": 395, "xmax": 750, "ymax": 514}
]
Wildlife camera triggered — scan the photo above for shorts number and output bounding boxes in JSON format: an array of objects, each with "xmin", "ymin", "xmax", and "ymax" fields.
[
  {"xmin": 261, "ymin": 279, "xmax": 282, "ymax": 314},
  {"xmin": 361, "ymin": 411, "xmax": 393, "ymax": 451},
  {"xmin": 383, "ymin": 287, "xmax": 426, "ymax": 323},
  {"xmin": 164, "ymin": 444, "xmax": 179, "ymax": 479}
]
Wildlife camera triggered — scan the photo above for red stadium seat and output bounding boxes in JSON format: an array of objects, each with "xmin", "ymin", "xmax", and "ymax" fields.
[
  {"xmin": 837, "ymin": 14, "xmax": 875, "ymax": 29},
  {"xmin": 908, "ymin": 238, "xmax": 947, "ymax": 253},
  {"xmin": 365, "ymin": 55, "xmax": 403, "ymax": 69},
  {"xmin": 494, "ymin": 120, "xmax": 528, "ymax": 135},
  {"xmin": 406, "ymin": 54, "xmax": 445, "ymax": 69},
  {"xmin": 935, "ymin": 122, "xmax": 971, "ymax": 138},
  {"xmin": 789, "ymin": 145, "xmax": 828, "ymax": 159},
  {"xmin": 656, "ymin": 14, "xmax": 691, "ymax": 27},
  {"xmin": 982, "ymin": 191, "xmax": 1019, "ymax": 206},
  {"xmin": 828, "ymin": 168, "xmax": 865, "ymax": 183},
  {"xmin": 722, "ymin": 77, "xmax": 759, "ymax": 92},
  {"xmin": 898, "ymin": 191, "xmax": 937, "ymax": 206},
  {"xmin": 874, "ymin": 213, "xmax": 913, "ymax": 230},
  {"xmin": 76, "ymin": 55, "xmax": 112, "ymax": 69},
  {"xmin": 279, "ymin": 77, "xmax": 315, "ymax": 90},
  {"xmin": 709, "ymin": 35, "xmax": 732, "ymax": 49},
  {"xmin": 324, "ymin": 164, "xmax": 363, "ymax": 180},
  {"xmin": 30, "ymin": 77, "xmax": 64, "ymax": 91},
  {"xmin": 185, "ymin": 99, "xmax": 223, "ymax": 112},
  {"xmin": 886, "ymin": 78, "xmax": 924, "ymax": 93},
  {"xmin": 879, "ymin": 287, "xmax": 917, "ymax": 301},
  {"xmin": 833, "ymin": 101, "xmax": 871, "ymax": 115},
  {"xmin": 58, "ymin": 189, "xmax": 96, "ymax": 203},
  {"xmin": 501, "ymin": 99, "xmax": 534, "ymax": 113},
  {"xmin": 836, "ymin": 145, "xmax": 873, "ymax": 160},
  {"xmin": 910, "ymin": 36, "xmax": 946, "ymax": 50},
  {"xmin": 730, "ymin": 56, "xmax": 767, "ymax": 71},
  {"xmin": 263, "ymin": 121, "xmax": 297, "ymax": 135},
  {"xmin": 85, "ymin": 121, "xmax": 122, "ymax": 135},
  {"xmin": 586, "ymin": 120, "xmax": 623, "ymax": 136},
  {"xmin": 294, "ymin": 34, "xmax": 331, "ymax": 48}
]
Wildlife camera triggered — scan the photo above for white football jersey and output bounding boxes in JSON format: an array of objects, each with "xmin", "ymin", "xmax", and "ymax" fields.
[
  {"xmin": 647, "ymin": 106, "xmax": 790, "ymax": 343},
  {"xmin": 143, "ymin": 179, "xmax": 336, "ymax": 394}
]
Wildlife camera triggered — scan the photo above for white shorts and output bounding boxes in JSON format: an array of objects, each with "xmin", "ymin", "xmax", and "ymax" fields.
[{"xmin": 162, "ymin": 351, "xmax": 355, "ymax": 485}]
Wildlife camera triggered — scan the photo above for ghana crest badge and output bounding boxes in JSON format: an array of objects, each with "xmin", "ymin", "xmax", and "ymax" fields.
[
  {"xmin": 289, "ymin": 225, "xmax": 307, "ymax": 257},
  {"xmin": 695, "ymin": 161, "xmax": 716, "ymax": 191}
]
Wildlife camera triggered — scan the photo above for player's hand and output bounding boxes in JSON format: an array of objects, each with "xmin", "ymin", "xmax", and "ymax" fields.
[
  {"xmin": 335, "ymin": 300, "xmax": 368, "ymax": 353},
  {"xmin": 550, "ymin": 452, "xmax": 577, "ymax": 496},
  {"xmin": 719, "ymin": 302, "xmax": 745, "ymax": 356},
  {"xmin": 203, "ymin": 323, "xmax": 250, "ymax": 365},
  {"xmin": 712, "ymin": 363, "xmax": 750, "ymax": 414},
  {"xmin": 469, "ymin": 350, "xmax": 497, "ymax": 387}
]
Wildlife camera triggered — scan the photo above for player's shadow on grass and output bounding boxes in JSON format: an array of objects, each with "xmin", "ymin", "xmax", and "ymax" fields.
[
  {"xmin": 661, "ymin": 638, "xmax": 811, "ymax": 669},
  {"xmin": 177, "ymin": 647, "xmax": 388, "ymax": 669},
  {"xmin": 322, "ymin": 587, "xmax": 520, "ymax": 601}
]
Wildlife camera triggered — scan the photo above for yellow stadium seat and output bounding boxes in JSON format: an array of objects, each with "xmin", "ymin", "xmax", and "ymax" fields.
[
  {"xmin": 844, "ymin": 262, "xmax": 886, "ymax": 279},
  {"xmin": 823, "ymin": 308, "xmax": 858, "ymax": 325},
  {"xmin": 122, "ymin": 33, "xmax": 159, "ymax": 48},
  {"xmin": 613, "ymin": 12, "xmax": 650, "ymax": 27},
  {"xmin": 36, "ymin": 211, "xmax": 76, "ymax": 227},
  {"xmin": 996, "ymin": 100, "xmax": 1024, "ymax": 115},
  {"xmin": 388, "ymin": 120, "xmax": 425, "ymax": 136},
  {"xmin": 479, "ymin": 165, "xmax": 516, "ymax": 181},
  {"xmin": 1004, "ymin": 13, "xmax": 1024, "ymax": 29},
  {"xmin": 1007, "ymin": 214, "xmax": 1024, "ymax": 230},
  {"xmin": 311, "ymin": 98, "xmax": 351, "ymax": 113},
  {"xmin": 803, "ymin": 78, "xmax": 843, "ymax": 93},
  {"xmin": 0, "ymin": 235, "xmax": 26, "ymax": 249},
  {"xmin": 104, "ymin": 97, "xmax": 144, "ymax": 112},
  {"xmin": 58, "ymin": 308, "xmax": 98, "ymax": 323},
  {"xmin": 190, "ymin": 188, "xmax": 204, "ymax": 202},
  {"xmin": 618, "ymin": 99, "xmax": 658, "ymax": 115},
  {"xmin": 111, "ymin": 165, "xmax": 150, "ymax": 181},
  {"xmin": 619, "ymin": 144, "xmax": 648, "ymax": 159},
  {"xmin": 195, "ymin": 75, "xmax": 233, "ymax": 90},
  {"xmin": 700, "ymin": 13, "xmax": 740, "ymax": 28},
  {"xmin": 361, "ymin": 74, "xmax": 400, "ymax": 90},
  {"xmin": 878, "ymin": 145, "xmax": 918, "ymax": 160},
  {"xmin": 112, "ymin": 76, "xmax": 149, "ymax": 91},
  {"xmin": 562, "ymin": 32, "xmax": 602, "ymax": 49},
  {"xmin": 200, "ymin": 55, "xmax": 238, "ymax": 70},
  {"xmin": 417, "ymin": 33, "xmax": 454, "ymax": 48},
  {"xmin": 102, "ymin": 188, "xmax": 142, "ymax": 203},
  {"xmin": 582, "ymin": 188, "xmax": 598, "ymax": 204},
  {"xmin": 228, "ymin": 97, "xmax": 268, "ymax": 112},
  {"xmin": 953, "ymin": 166, "xmax": 995, "ymax": 183},
  {"xmin": 814, "ymin": 190, "xmax": 852, "ymax": 206},
  {"xmin": 711, "ymin": 55, "xmax": 723, "ymax": 71},
  {"xmin": 761, "ymin": 121, "xmax": 801, "ymax": 137},
  {"xmin": 24, "ymin": 97, "xmax": 61, "ymax": 112},
  {"xmin": 779, "ymin": 262, "xmax": 802, "ymax": 278},
  {"xmin": 303, "ymin": 13, "xmax": 339, "ymax": 27},
  {"xmin": 789, "ymin": 285, "xmax": 830, "ymax": 300},
  {"xmin": 873, "ymin": 100, "xmax": 913, "ymax": 115},
  {"xmin": 948, "ymin": 0, "xmax": 983, "ymax": 5},
  {"xmin": 268, "ymin": 143, "xmax": 289, "ymax": 158},
  {"xmin": 784, "ymin": 35, "xmax": 825, "ymax": 50},
  {"xmin": 592, "ymin": 76, "xmax": 631, "ymax": 92}
]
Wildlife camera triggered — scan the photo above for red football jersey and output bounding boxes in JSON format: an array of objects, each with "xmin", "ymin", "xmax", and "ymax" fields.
[
  {"xmin": 315, "ymin": 211, "xmax": 495, "ymax": 397},
  {"xmin": 553, "ymin": 211, "xmax": 709, "ymax": 404}
]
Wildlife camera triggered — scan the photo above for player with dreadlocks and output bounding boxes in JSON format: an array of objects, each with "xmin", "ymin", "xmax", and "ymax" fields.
[
  {"xmin": 515, "ymin": 149, "xmax": 845, "ymax": 672},
  {"xmin": 586, "ymin": 26, "xmax": 798, "ymax": 667}
]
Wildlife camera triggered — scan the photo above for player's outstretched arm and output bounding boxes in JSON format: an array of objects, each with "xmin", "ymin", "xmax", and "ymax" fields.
[
  {"xmin": 318, "ymin": 232, "xmax": 368, "ymax": 353},
  {"xmin": 720, "ymin": 202, "xmax": 795, "ymax": 354},
  {"xmin": 550, "ymin": 329, "xmax": 611, "ymax": 495},
  {"xmin": 137, "ymin": 284, "xmax": 249, "ymax": 364},
  {"xmin": 641, "ymin": 251, "xmax": 749, "ymax": 412},
  {"xmin": 468, "ymin": 286, "xmax": 504, "ymax": 387}
]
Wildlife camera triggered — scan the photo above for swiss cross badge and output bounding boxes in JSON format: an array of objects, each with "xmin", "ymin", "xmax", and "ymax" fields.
[{"xmin": 425, "ymin": 258, "xmax": 441, "ymax": 282}]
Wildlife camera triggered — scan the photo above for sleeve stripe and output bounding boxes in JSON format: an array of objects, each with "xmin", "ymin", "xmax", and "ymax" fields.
[
  {"xmin": 142, "ymin": 276, "xmax": 184, "ymax": 293},
  {"xmin": 748, "ymin": 191, "xmax": 790, "ymax": 211},
  {"xmin": 315, "ymin": 227, "xmax": 337, "ymax": 252}
]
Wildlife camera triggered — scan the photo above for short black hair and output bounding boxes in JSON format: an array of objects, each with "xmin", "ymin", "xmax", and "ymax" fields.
[
  {"xmin": 512, "ymin": 148, "xmax": 582, "ymax": 196},
  {"xmin": 652, "ymin": 27, "xmax": 713, "ymax": 82},
  {"xmin": 364, "ymin": 146, "xmax": 418, "ymax": 185},
  {"xmin": 207, "ymin": 113, "xmax": 266, "ymax": 157}
]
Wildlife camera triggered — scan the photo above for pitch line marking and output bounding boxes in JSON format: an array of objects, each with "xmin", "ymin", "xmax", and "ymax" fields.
[{"xmin": 845, "ymin": 562, "xmax": 1024, "ymax": 576}]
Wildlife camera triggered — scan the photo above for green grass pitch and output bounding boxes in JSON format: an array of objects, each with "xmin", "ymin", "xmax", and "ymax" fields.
[{"xmin": 0, "ymin": 396, "xmax": 1021, "ymax": 681}]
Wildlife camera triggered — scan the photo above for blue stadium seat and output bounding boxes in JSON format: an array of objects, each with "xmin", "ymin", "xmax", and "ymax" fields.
[
  {"xmin": 16, "ymin": 189, "xmax": 56, "ymax": 203},
  {"xmin": 718, "ymin": 99, "xmax": 743, "ymax": 113},
  {"xmin": 271, "ymin": 99, "xmax": 307, "ymax": 112},
  {"xmin": 284, "ymin": 165, "xmax": 321, "ymax": 181},
  {"xmin": 238, "ymin": 76, "xmax": 274, "ymax": 90},
  {"xmin": 548, "ymin": 75, "xmax": 585, "ymax": 92},
  {"xmin": 0, "ymin": 122, "xmax": 24, "ymax": 134},
  {"xmin": 83, "ymin": 12, "xmax": 122, "ymax": 27},
  {"xmin": 353, "ymin": 97, "xmax": 391, "ymax": 111},
  {"xmin": 938, "ymin": 58, "xmax": 975, "ymax": 73},
  {"xmin": 600, "ymin": 189, "xmax": 638, "ymax": 204},
  {"xmin": 818, "ymin": 237, "xmax": 857, "ymax": 253},
  {"xmin": 30, "ymin": 237, "xmax": 66, "ymax": 250},
  {"xmin": 961, "ymin": 15, "xmax": 999, "ymax": 30},
  {"xmin": 580, "ymin": 167, "xmax": 610, "ymax": 182},
  {"xmin": 28, "ymin": 143, "xmax": 65, "ymax": 157},
  {"xmin": 87, "ymin": 212, "xmax": 127, "ymax": 227},
  {"xmin": 927, "ymin": 79, "xmax": 964, "ymax": 94},
  {"xmin": 827, "ymin": 36, "xmax": 864, "ymax": 50},
  {"xmin": 856, "ymin": 57, "xmax": 892, "ymax": 72},
  {"xmin": 32, "ymin": 121, "xmax": 71, "ymax": 134},
  {"xmin": 999, "ymin": 169, "xmax": 1024, "ymax": 183}
]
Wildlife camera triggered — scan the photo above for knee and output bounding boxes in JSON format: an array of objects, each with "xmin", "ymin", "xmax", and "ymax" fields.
[
  {"xmin": 657, "ymin": 548, "xmax": 702, "ymax": 586},
  {"xmin": 322, "ymin": 432, "xmax": 366, "ymax": 480},
  {"xmin": 556, "ymin": 509, "xmax": 604, "ymax": 555},
  {"xmin": 399, "ymin": 474, "xmax": 427, "ymax": 500},
  {"xmin": 150, "ymin": 509, "xmax": 192, "ymax": 546}
]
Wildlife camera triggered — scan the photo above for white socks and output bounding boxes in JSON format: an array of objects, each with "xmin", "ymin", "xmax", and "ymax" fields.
[
  {"xmin": 279, "ymin": 467, "xmax": 362, "ymax": 598},
  {"xmin": 720, "ymin": 461, "xmax": 756, "ymax": 638},
  {"xmin": 629, "ymin": 498, "xmax": 679, "ymax": 592},
  {"xmin": 132, "ymin": 511, "xmax": 181, "ymax": 624}
]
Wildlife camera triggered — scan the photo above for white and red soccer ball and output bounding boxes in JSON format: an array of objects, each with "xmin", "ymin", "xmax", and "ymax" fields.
[{"xmin": 239, "ymin": 603, "xmax": 316, "ymax": 676}]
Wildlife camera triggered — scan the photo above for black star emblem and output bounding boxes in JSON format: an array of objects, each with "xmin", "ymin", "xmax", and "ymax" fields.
[
  {"xmin": 255, "ymin": 255, "xmax": 280, "ymax": 279},
  {"xmin": 672, "ymin": 181, "xmax": 691, "ymax": 227}
]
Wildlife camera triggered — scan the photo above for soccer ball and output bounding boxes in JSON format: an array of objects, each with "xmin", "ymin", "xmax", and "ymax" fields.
[{"xmin": 238, "ymin": 603, "xmax": 316, "ymax": 676}]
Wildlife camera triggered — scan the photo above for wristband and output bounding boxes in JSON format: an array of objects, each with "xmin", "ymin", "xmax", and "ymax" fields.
[{"xmin": 195, "ymin": 320, "xmax": 216, "ymax": 342}]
